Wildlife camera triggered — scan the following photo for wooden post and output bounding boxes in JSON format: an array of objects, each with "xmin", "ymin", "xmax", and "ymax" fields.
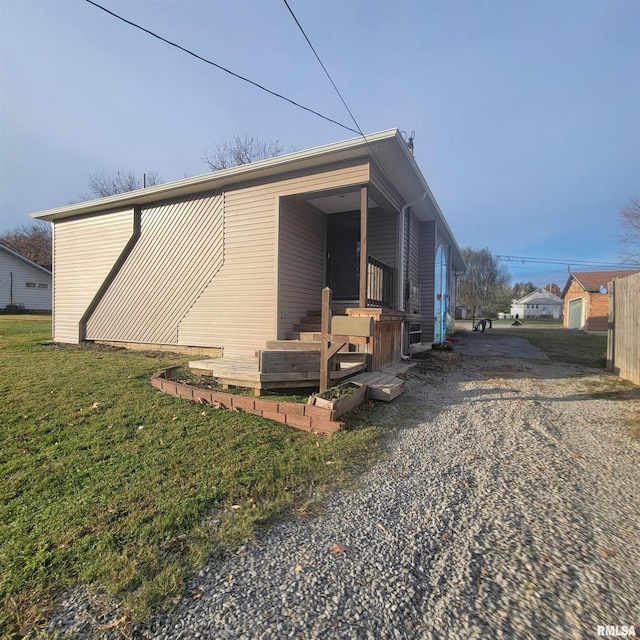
[
  {"xmin": 359, "ymin": 185, "xmax": 368, "ymax": 308},
  {"xmin": 320, "ymin": 287, "xmax": 332, "ymax": 393},
  {"xmin": 607, "ymin": 278, "xmax": 615, "ymax": 369}
]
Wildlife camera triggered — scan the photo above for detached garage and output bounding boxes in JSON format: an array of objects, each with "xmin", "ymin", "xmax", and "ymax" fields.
[
  {"xmin": 562, "ymin": 271, "xmax": 639, "ymax": 331},
  {"xmin": 567, "ymin": 298, "xmax": 584, "ymax": 329}
]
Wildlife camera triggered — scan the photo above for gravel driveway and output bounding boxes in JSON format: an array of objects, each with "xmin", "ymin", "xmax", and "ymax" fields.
[{"xmin": 54, "ymin": 330, "xmax": 640, "ymax": 639}]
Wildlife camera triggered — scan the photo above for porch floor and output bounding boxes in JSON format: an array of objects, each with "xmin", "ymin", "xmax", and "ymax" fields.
[
  {"xmin": 188, "ymin": 355, "xmax": 367, "ymax": 394},
  {"xmin": 188, "ymin": 355, "xmax": 411, "ymax": 401}
]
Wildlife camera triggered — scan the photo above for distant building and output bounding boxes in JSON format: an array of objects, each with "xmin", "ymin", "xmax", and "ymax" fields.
[
  {"xmin": 0, "ymin": 243, "xmax": 52, "ymax": 312},
  {"xmin": 510, "ymin": 288, "xmax": 563, "ymax": 320},
  {"xmin": 562, "ymin": 270, "xmax": 639, "ymax": 331}
]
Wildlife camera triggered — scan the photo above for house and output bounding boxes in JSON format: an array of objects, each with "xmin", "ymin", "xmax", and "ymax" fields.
[
  {"xmin": 31, "ymin": 129, "xmax": 464, "ymax": 384},
  {"xmin": 510, "ymin": 288, "xmax": 563, "ymax": 320},
  {"xmin": 562, "ymin": 270, "xmax": 640, "ymax": 331},
  {"xmin": 0, "ymin": 243, "xmax": 52, "ymax": 312}
]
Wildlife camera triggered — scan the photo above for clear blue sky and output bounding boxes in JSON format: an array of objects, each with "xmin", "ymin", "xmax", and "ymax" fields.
[{"xmin": 1, "ymin": 0, "xmax": 639, "ymax": 288}]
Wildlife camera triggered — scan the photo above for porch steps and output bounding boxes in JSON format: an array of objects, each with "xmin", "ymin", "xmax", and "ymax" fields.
[
  {"xmin": 288, "ymin": 309, "xmax": 348, "ymax": 338},
  {"xmin": 284, "ymin": 330, "xmax": 320, "ymax": 341},
  {"xmin": 292, "ymin": 309, "xmax": 322, "ymax": 333},
  {"xmin": 293, "ymin": 323, "xmax": 323, "ymax": 332},
  {"xmin": 266, "ymin": 340, "xmax": 323, "ymax": 351},
  {"xmin": 188, "ymin": 352, "xmax": 367, "ymax": 395}
]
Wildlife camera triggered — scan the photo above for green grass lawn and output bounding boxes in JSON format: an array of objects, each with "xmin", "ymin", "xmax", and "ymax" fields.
[
  {"xmin": 0, "ymin": 316, "xmax": 387, "ymax": 637},
  {"xmin": 496, "ymin": 324, "xmax": 608, "ymax": 368}
]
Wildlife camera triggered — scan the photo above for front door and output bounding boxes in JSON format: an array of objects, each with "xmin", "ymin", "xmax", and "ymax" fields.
[{"xmin": 326, "ymin": 212, "xmax": 360, "ymax": 301}]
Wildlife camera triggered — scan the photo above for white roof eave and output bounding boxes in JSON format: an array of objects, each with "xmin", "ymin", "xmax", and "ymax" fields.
[
  {"xmin": 31, "ymin": 129, "xmax": 401, "ymax": 222},
  {"xmin": 30, "ymin": 127, "xmax": 465, "ymax": 271}
]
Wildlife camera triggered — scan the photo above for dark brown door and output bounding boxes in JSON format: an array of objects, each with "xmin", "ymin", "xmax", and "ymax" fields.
[{"xmin": 326, "ymin": 212, "xmax": 360, "ymax": 300}]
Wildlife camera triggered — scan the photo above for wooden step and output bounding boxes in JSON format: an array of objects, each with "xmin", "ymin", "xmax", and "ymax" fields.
[
  {"xmin": 285, "ymin": 331, "xmax": 319, "ymax": 341},
  {"xmin": 265, "ymin": 340, "xmax": 322, "ymax": 351},
  {"xmin": 349, "ymin": 371, "xmax": 405, "ymax": 401},
  {"xmin": 293, "ymin": 323, "xmax": 322, "ymax": 332},
  {"xmin": 259, "ymin": 350, "xmax": 320, "ymax": 374}
]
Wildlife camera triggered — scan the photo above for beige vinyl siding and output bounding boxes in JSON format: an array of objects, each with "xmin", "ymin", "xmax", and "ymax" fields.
[
  {"xmin": 277, "ymin": 199, "xmax": 325, "ymax": 337},
  {"xmin": 447, "ymin": 245, "xmax": 457, "ymax": 315},
  {"xmin": 86, "ymin": 192, "xmax": 224, "ymax": 344},
  {"xmin": 179, "ymin": 162, "xmax": 369, "ymax": 356},
  {"xmin": 407, "ymin": 210, "xmax": 421, "ymax": 295},
  {"xmin": 420, "ymin": 220, "xmax": 436, "ymax": 341},
  {"xmin": 53, "ymin": 209, "xmax": 134, "ymax": 343},
  {"xmin": 367, "ymin": 207, "xmax": 397, "ymax": 268}
]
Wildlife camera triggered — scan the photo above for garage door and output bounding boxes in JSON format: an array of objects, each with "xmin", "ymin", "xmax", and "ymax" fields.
[{"xmin": 568, "ymin": 298, "xmax": 583, "ymax": 329}]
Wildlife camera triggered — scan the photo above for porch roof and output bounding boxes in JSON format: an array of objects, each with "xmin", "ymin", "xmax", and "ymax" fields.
[{"xmin": 31, "ymin": 128, "xmax": 464, "ymax": 270}]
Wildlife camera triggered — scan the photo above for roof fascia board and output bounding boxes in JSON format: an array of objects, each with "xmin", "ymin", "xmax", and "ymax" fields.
[{"xmin": 31, "ymin": 129, "xmax": 399, "ymax": 222}]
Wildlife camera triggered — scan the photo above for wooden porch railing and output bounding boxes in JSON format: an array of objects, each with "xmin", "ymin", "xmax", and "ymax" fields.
[
  {"xmin": 366, "ymin": 256, "xmax": 395, "ymax": 309},
  {"xmin": 320, "ymin": 287, "xmax": 374, "ymax": 393}
]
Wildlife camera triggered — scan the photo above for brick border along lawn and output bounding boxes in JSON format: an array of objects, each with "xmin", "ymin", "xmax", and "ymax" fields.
[{"xmin": 151, "ymin": 367, "xmax": 344, "ymax": 435}]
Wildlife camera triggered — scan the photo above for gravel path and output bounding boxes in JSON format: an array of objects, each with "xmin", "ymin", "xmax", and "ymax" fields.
[{"xmin": 51, "ymin": 334, "xmax": 640, "ymax": 639}]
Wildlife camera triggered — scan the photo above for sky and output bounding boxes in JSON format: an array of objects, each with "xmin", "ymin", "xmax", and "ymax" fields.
[{"xmin": 1, "ymin": 0, "xmax": 639, "ymax": 288}]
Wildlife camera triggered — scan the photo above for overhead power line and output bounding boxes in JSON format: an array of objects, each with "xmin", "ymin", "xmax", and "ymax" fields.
[
  {"xmin": 282, "ymin": 0, "xmax": 365, "ymax": 138},
  {"xmin": 281, "ymin": 0, "xmax": 401, "ymax": 194},
  {"xmin": 497, "ymin": 255, "xmax": 640, "ymax": 270},
  {"xmin": 84, "ymin": 0, "xmax": 359, "ymax": 135}
]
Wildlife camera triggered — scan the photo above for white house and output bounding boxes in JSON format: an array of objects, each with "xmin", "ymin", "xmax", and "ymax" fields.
[
  {"xmin": 510, "ymin": 288, "xmax": 562, "ymax": 320},
  {"xmin": 0, "ymin": 243, "xmax": 52, "ymax": 312}
]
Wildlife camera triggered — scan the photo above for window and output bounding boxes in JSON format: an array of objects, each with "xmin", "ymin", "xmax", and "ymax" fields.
[
  {"xmin": 38, "ymin": 283, "xmax": 49, "ymax": 289},
  {"xmin": 26, "ymin": 282, "xmax": 36, "ymax": 288}
]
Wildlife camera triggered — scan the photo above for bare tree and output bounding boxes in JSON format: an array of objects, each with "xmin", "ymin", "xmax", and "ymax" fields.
[
  {"xmin": 202, "ymin": 135, "xmax": 295, "ymax": 171},
  {"xmin": 458, "ymin": 247, "xmax": 512, "ymax": 318},
  {"xmin": 86, "ymin": 170, "xmax": 162, "ymax": 198},
  {"xmin": 512, "ymin": 281, "xmax": 536, "ymax": 300},
  {"xmin": 618, "ymin": 197, "xmax": 640, "ymax": 263},
  {"xmin": 0, "ymin": 222, "xmax": 52, "ymax": 270},
  {"xmin": 544, "ymin": 283, "xmax": 561, "ymax": 297}
]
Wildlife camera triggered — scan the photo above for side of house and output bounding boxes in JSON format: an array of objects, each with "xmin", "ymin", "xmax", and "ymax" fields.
[
  {"xmin": 0, "ymin": 244, "xmax": 52, "ymax": 312},
  {"xmin": 32, "ymin": 130, "xmax": 465, "ymax": 365}
]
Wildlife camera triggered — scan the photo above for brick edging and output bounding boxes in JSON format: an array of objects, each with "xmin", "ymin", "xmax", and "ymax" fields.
[{"xmin": 151, "ymin": 367, "xmax": 344, "ymax": 435}]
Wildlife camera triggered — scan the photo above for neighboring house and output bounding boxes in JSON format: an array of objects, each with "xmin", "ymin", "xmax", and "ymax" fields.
[
  {"xmin": 0, "ymin": 243, "xmax": 52, "ymax": 312},
  {"xmin": 562, "ymin": 270, "xmax": 640, "ymax": 331},
  {"xmin": 510, "ymin": 288, "xmax": 563, "ymax": 320},
  {"xmin": 31, "ymin": 129, "xmax": 464, "ymax": 372}
]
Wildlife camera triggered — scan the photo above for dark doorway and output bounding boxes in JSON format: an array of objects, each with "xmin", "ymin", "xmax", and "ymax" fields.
[{"xmin": 326, "ymin": 211, "xmax": 360, "ymax": 301}]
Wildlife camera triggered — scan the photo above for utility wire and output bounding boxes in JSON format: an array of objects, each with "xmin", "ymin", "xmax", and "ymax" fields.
[
  {"xmin": 282, "ymin": 0, "xmax": 365, "ymax": 138},
  {"xmin": 497, "ymin": 255, "xmax": 640, "ymax": 270},
  {"xmin": 84, "ymin": 0, "xmax": 359, "ymax": 135},
  {"xmin": 282, "ymin": 0, "xmax": 402, "ymax": 196}
]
